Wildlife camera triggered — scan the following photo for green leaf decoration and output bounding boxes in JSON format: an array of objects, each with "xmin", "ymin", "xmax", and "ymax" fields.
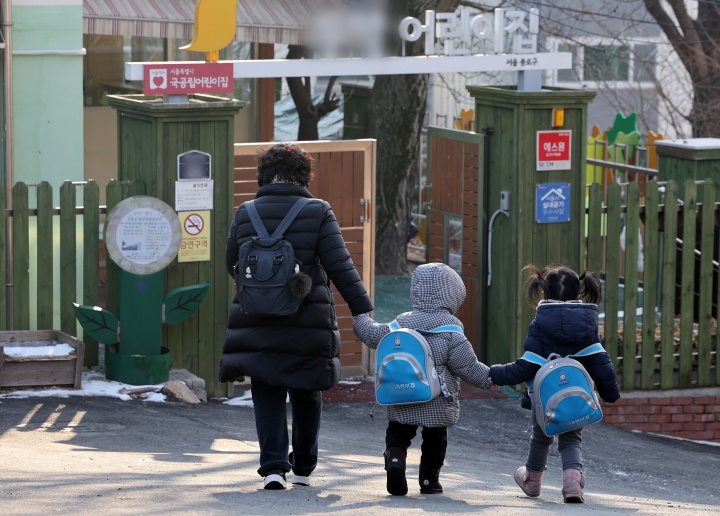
[
  {"xmin": 162, "ymin": 282, "xmax": 210, "ymax": 324},
  {"xmin": 73, "ymin": 303, "xmax": 120, "ymax": 344}
]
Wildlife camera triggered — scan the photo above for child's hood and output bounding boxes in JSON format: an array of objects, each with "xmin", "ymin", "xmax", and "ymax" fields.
[
  {"xmin": 410, "ymin": 263, "xmax": 466, "ymax": 314},
  {"xmin": 533, "ymin": 300, "xmax": 599, "ymax": 345}
]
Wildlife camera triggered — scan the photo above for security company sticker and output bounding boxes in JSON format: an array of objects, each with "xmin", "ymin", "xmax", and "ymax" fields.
[{"xmin": 178, "ymin": 211, "xmax": 211, "ymax": 262}]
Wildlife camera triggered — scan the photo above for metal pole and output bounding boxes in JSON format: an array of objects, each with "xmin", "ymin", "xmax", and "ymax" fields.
[{"xmin": 2, "ymin": 0, "xmax": 13, "ymax": 329}]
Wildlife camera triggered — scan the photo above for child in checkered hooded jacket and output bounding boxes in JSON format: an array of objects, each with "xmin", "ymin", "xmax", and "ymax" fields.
[{"xmin": 353, "ymin": 262, "xmax": 492, "ymax": 496}]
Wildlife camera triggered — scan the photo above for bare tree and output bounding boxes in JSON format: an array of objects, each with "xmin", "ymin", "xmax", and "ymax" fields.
[
  {"xmin": 285, "ymin": 45, "xmax": 340, "ymax": 141},
  {"xmin": 531, "ymin": 0, "xmax": 719, "ymax": 139},
  {"xmin": 643, "ymin": 0, "xmax": 720, "ymax": 137}
]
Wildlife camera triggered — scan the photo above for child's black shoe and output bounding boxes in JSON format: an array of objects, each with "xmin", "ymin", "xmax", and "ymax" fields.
[
  {"xmin": 384, "ymin": 447, "xmax": 408, "ymax": 496},
  {"xmin": 419, "ymin": 465, "xmax": 443, "ymax": 494}
]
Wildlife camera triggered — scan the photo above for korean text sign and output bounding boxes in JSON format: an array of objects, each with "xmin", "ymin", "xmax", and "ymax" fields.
[
  {"xmin": 537, "ymin": 130, "xmax": 572, "ymax": 171},
  {"xmin": 145, "ymin": 63, "xmax": 233, "ymax": 95}
]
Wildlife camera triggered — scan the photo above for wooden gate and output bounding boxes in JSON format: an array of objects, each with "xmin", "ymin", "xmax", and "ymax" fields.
[
  {"xmin": 426, "ymin": 127, "xmax": 485, "ymax": 357},
  {"xmin": 233, "ymin": 140, "xmax": 376, "ymax": 376}
]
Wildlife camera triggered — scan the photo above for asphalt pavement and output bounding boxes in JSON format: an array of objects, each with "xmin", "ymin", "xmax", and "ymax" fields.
[{"xmin": 0, "ymin": 392, "xmax": 717, "ymax": 515}]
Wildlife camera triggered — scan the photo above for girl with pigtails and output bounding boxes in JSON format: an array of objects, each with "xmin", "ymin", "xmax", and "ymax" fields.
[{"xmin": 488, "ymin": 265, "xmax": 620, "ymax": 504}]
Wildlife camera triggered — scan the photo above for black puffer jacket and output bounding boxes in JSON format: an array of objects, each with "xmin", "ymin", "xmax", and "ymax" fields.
[
  {"xmin": 221, "ymin": 183, "xmax": 373, "ymax": 391},
  {"xmin": 489, "ymin": 300, "xmax": 620, "ymax": 404}
]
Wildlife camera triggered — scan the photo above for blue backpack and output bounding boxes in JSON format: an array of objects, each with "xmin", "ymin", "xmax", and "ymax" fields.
[
  {"xmin": 522, "ymin": 344, "xmax": 605, "ymax": 436},
  {"xmin": 374, "ymin": 319, "xmax": 463, "ymax": 406}
]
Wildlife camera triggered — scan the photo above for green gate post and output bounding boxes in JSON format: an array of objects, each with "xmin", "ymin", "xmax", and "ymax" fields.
[
  {"xmin": 107, "ymin": 94, "xmax": 243, "ymax": 397},
  {"xmin": 467, "ymin": 86, "xmax": 596, "ymax": 366}
]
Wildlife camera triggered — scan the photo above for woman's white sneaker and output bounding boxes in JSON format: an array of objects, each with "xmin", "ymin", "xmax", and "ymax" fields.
[
  {"xmin": 263, "ymin": 473, "xmax": 287, "ymax": 490},
  {"xmin": 292, "ymin": 475, "xmax": 311, "ymax": 486}
]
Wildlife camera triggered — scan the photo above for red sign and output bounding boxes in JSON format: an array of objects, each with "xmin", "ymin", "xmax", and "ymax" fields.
[
  {"xmin": 144, "ymin": 63, "xmax": 234, "ymax": 95},
  {"xmin": 536, "ymin": 130, "xmax": 572, "ymax": 171}
]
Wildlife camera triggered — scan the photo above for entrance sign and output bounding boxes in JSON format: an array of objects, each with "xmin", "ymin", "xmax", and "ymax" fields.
[
  {"xmin": 536, "ymin": 183, "xmax": 571, "ymax": 224},
  {"xmin": 127, "ymin": 6, "xmax": 569, "ymax": 85},
  {"xmin": 104, "ymin": 196, "xmax": 182, "ymax": 275},
  {"xmin": 179, "ymin": 211, "xmax": 211, "ymax": 263},
  {"xmin": 127, "ymin": 52, "xmax": 570, "ymax": 81},
  {"xmin": 144, "ymin": 63, "xmax": 233, "ymax": 95},
  {"xmin": 399, "ymin": 8, "xmax": 538, "ymax": 56},
  {"xmin": 537, "ymin": 130, "xmax": 572, "ymax": 171}
]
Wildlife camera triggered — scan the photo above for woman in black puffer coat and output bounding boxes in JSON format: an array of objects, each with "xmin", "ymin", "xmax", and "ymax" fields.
[{"xmin": 221, "ymin": 143, "xmax": 373, "ymax": 490}]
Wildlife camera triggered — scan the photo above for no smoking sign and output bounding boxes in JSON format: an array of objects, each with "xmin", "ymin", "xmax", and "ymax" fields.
[
  {"xmin": 184, "ymin": 213, "xmax": 204, "ymax": 235},
  {"xmin": 179, "ymin": 210, "xmax": 211, "ymax": 263}
]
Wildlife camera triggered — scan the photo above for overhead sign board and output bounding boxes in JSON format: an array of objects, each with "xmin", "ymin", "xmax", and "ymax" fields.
[{"xmin": 536, "ymin": 183, "xmax": 571, "ymax": 224}]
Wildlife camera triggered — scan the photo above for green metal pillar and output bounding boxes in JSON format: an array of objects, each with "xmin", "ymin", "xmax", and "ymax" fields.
[{"xmin": 467, "ymin": 86, "xmax": 596, "ymax": 366}]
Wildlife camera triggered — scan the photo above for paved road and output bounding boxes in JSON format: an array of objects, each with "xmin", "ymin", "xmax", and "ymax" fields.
[{"xmin": 0, "ymin": 395, "xmax": 717, "ymax": 515}]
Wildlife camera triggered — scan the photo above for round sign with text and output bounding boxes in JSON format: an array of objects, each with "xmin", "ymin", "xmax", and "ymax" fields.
[{"xmin": 104, "ymin": 196, "xmax": 182, "ymax": 275}]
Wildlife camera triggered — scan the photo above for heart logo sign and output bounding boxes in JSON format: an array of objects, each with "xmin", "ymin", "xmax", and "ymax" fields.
[{"xmin": 149, "ymin": 69, "xmax": 167, "ymax": 90}]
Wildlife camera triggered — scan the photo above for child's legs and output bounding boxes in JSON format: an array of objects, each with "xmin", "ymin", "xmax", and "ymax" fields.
[
  {"xmin": 526, "ymin": 420, "xmax": 554, "ymax": 472},
  {"xmin": 557, "ymin": 428, "xmax": 583, "ymax": 471},
  {"xmin": 386, "ymin": 421, "xmax": 418, "ymax": 452},
  {"xmin": 420, "ymin": 426, "xmax": 448, "ymax": 468}
]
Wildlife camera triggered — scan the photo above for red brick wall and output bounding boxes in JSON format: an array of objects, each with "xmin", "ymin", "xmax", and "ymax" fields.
[{"xmin": 602, "ymin": 394, "xmax": 720, "ymax": 442}]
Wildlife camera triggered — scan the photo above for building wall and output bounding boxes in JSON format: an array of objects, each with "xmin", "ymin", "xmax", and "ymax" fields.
[{"xmin": 12, "ymin": 0, "xmax": 84, "ymax": 195}]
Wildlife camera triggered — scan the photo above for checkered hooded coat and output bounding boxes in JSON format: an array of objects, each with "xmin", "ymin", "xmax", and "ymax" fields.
[{"xmin": 353, "ymin": 263, "xmax": 491, "ymax": 427}]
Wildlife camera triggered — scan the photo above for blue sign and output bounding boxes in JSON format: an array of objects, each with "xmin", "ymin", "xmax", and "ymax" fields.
[{"xmin": 536, "ymin": 183, "xmax": 571, "ymax": 223}]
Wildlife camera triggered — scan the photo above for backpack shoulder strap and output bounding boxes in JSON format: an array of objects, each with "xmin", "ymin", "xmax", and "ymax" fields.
[
  {"xmin": 244, "ymin": 200, "xmax": 270, "ymax": 239},
  {"xmin": 569, "ymin": 343, "xmax": 606, "ymax": 358},
  {"xmin": 418, "ymin": 325, "xmax": 464, "ymax": 335},
  {"xmin": 272, "ymin": 198, "xmax": 311, "ymax": 238},
  {"xmin": 520, "ymin": 351, "xmax": 546, "ymax": 367},
  {"xmin": 388, "ymin": 319, "xmax": 402, "ymax": 331}
]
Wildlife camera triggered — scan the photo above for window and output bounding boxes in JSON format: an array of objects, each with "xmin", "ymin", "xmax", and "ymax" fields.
[
  {"xmin": 633, "ymin": 44, "xmax": 656, "ymax": 83},
  {"xmin": 584, "ymin": 45, "xmax": 629, "ymax": 82},
  {"xmin": 554, "ymin": 41, "xmax": 656, "ymax": 85}
]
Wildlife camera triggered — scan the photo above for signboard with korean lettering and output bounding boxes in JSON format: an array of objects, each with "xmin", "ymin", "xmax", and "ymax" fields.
[
  {"xmin": 175, "ymin": 181, "xmax": 214, "ymax": 211},
  {"xmin": 144, "ymin": 63, "xmax": 233, "ymax": 95},
  {"xmin": 536, "ymin": 183, "xmax": 571, "ymax": 223},
  {"xmin": 398, "ymin": 7, "xmax": 538, "ymax": 56},
  {"xmin": 537, "ymin": 130, "xmax": 572, "ymax": 171},
  {"xmin": 178, "ymin": 211, "xmax": 211, "ymax": 263}
]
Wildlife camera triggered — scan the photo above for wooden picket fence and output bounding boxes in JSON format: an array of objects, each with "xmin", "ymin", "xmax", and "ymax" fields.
[
  {"xmin": 0, "ymin": 180, "xmax": 143, "ymax": 366},
  {"xmin": 587, "ymin": 179, "xmax": 719, "ymax": 391}
]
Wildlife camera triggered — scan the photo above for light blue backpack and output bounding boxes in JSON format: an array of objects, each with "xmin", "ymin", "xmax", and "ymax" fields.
[
  {"xmin": 522, "ymin": 344, "xmax": 605, "ymax": 436},
  {"xmin": 374, "ymin": 319, "xmax": 463, "ymax": 406}
]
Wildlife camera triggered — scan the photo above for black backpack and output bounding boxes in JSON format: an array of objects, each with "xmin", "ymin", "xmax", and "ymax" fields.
[{"xmin": 235, "ymin": 198, "xmax": 312, "ymax": 318}]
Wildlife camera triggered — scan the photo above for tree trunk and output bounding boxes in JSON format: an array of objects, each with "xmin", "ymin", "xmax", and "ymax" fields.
[
  {"xmin": 368, "ymin": 74, "xmax": 429, "ymax": 274},
  {"xmin": 369, "ymin": 0, "xmax": 461, "ymax": 275}
]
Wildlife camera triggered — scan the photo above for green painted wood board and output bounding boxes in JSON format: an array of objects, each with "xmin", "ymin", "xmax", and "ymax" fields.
[
  {"xmin": 467, "ymin": 85, "xmax": 595, "ymax": 367},
  {"xmin": 109, "ymin": 94, "xmax": 241, "ymax": 397}
]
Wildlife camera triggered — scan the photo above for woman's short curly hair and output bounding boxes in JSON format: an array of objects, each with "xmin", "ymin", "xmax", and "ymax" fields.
[{"xmin": 257, "ymin": 143, "xmax": 315, "ymax": 187}]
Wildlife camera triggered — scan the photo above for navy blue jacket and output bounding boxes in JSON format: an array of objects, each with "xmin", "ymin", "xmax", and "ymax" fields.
[
  {"xmin": 489, "ymin": 301, "xmax": 620, "ymax": 403},
  {"xmin": 221, "ymin": 183, "xmax": 373, "ymax": 391}
]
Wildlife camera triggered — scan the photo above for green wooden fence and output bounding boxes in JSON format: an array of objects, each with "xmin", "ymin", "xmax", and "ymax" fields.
[
  {"xmin": 0, "ymin": 180, "xmax": 143, "ymax": 366},
  {"xmin": 586, "ymin": 179, "xmax": 719, "ymax": 390}
]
